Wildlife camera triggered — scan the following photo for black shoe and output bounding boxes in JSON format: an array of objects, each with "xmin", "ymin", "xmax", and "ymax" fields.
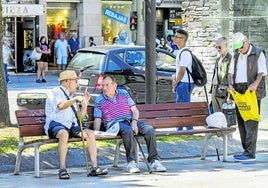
[
  {"xmin": 88, "ymin": 166, "xmax": 108, "ymax": 176},
  {"xmin": 42, "ymin": 79, "xmax": 47, "ymax": 83},
  {"xmin": 36, "ymin": 79, "xmax": 42, "ymax": 83}
]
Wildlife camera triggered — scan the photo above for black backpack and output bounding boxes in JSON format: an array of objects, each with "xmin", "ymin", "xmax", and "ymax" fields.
[{"xmin": 179, "ymin": 48, "xmax": 207, "ymax": 87}]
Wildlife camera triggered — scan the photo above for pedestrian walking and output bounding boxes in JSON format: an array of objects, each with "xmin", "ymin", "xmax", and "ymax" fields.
[
  {"xmin": 36, "ymin": 36, "xmax": 51, "ymax": 83},
  {"xmin": 172, "ymin": 29, "xmax": 194, "ymax": 131},
  {"xmin": 157, "ymin": 37, "xmax": 172, "ymax": 52},
  {"xmin": 2, "ymin": 40, "xmax": 14, "ymax": 84},
  {"xmin": 88, "ymin": 36, "xmax": 96, "ymax": 47},
  {"xmin": 54, "ymin": 32, "xmax": 69, "ymax": 74},
  {"xmin": 228, "ymin": 32, "xmax": 267, "ymax": 162},
  {"xmin": 68, "ymin": 32, "xmax": 80, "ymax": 58},
  {"xmin": 210, "ymin": 36, "xmax": 232, "ymax": 112}
]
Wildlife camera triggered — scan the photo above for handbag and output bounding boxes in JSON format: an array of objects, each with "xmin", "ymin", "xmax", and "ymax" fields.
[
  {"xmin": 221, "ymin": 100, "xmax": 237, "ymax": 126},
  {"xmin": 215, "ymin": 84, "xmax": 228, "ymax": 98},
  {"xmin": 229, "ymin": 89, "xmax": 260, "ymax": 122},
  {"xmin": 214, "ymin": 62, "xmax": 228, "ymax": 99},
  {"xmin": 30, "ymin": 48, "xmax": 42, "ymax": 60}
]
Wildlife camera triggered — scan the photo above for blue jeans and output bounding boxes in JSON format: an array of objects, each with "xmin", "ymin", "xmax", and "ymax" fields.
[
  {"xmin": 4, "ymin": 64, "xmax": 9, "ymax": 83},
  {"xmin": 176, "ymin": 82, "xmax": 195, "ymax": 130},
  {"xmin": 118, "ymin": 120, "xmax": 159, "ymax": 163}
]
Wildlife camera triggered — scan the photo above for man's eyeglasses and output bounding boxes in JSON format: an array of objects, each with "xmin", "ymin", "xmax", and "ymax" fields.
[{"xmin": 174, "ymin": 36, "xmax": 184, "ymax": 39}]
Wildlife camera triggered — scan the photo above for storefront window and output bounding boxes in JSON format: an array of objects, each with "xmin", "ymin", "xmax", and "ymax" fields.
[
  {"xmin": 47, "ymin": 9, "xmax": 77, "ymax": 41},
  {"xmin": 102, "ymin": 2, "xmax": 132, "ymax": 45}
]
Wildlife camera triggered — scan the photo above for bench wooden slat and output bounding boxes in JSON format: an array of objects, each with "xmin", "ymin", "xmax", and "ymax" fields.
[
  {"xmin": 136, "ymin": 102, "xmax": 208, "ymax": 111},
  {"xmin": 142, "ymin": 116, "xmax": 207, "ymax": 129},
  {"xmin": 19, "ymin": 124, "xmax": 46, "ymax": 137},
  {"xmin": 15, "ymin": 109, "xmax": 45, "ymax": 117},
  {"xmin": 140, "ymin": 108, "xmax": 208, "ymax": 119},
  {"xmin": 17, "ymin": 117, "xmax": 46, "ymax": 126}
]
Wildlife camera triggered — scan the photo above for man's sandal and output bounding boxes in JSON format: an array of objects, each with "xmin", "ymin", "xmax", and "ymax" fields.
[
  {"xmin": 88, "ymin": 166, "xmax": 108, "ymax": 176},
  {"xmin": 59, "ymin": 169, "xmax": 70, "ymax": 179}
]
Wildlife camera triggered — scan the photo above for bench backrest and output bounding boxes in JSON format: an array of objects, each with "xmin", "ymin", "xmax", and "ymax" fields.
[
  {"xmin": 15, "ymin": 107, "xmax": 95, "ymax": 138},
  {"xmin": 16, "ymin": 102, "xmax": 209, "ymax": 138},
  {"xmin": 137, "ymin": 102, "xmax": 209, "ymax": 129}
]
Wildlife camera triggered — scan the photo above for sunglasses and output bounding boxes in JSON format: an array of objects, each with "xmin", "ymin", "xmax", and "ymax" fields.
[{"xmin": 215, "ymin": 46, "xmax": 221, "ymax": 50}]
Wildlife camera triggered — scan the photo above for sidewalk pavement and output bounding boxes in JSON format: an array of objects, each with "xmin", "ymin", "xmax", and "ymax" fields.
[
  {"xmin": 0, "ymin": 138, "xmax": 268, "ymax": 188},
  {"xmin": 1, "ymin": 73, "xmax": 268, "ymax": 187}
]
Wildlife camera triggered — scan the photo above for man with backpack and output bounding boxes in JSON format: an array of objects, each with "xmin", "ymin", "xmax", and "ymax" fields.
[{"xmin": 172, "ymin": 29, "xmax": 194, "ymax": 131}]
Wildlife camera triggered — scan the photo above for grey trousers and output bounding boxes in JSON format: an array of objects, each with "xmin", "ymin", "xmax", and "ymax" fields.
[
  {"xmin": 118, "ymin": 120, "xmax": 159, "ymax": 163},
  {"xmin": 234, "ymin": 83, "xmax": 260, "ymax": 158}
]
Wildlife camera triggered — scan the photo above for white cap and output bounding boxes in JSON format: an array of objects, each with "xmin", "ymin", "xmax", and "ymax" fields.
[{"xmin": 232, "ymin": 32, "xmax": 246, "ymax": 50}]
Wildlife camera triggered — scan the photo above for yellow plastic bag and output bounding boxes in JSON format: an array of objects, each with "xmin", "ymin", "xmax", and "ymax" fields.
[{"xmin": 229, "ymin": 89, "xmax": 260, "ymax": 122}]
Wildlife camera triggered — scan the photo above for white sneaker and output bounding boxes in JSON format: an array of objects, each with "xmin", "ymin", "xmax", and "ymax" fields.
[
  {"xmin": 150, "ymin": 160, "xmax": 166, "ymax": 172},
  {"xmin": 127, "ymin": 161, "xmax": 140, "ymax": 173}
]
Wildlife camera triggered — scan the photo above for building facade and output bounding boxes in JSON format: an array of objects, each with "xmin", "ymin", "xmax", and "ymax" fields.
[{"xmin": 2, "ymin": 0, "xmax": 268, "ymax": 74}]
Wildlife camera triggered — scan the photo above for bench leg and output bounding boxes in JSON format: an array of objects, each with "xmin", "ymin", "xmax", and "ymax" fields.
[
  {"xmin": 34, "ymin": 143, "xmax": 40, "ymax": 178},
  {"xmin": 222, "ymin": 133, "xmax": 228, "ymax": 162},
  {"xmin": 201, "ymin": 133, "xmax": 213, "ymax": 160},
  {"xmin": 14, "ymin": 144, "xmax": 24, "ymax": 175},
  {"xmin": 113, "ymin": 139, "xmax": 122, "ymax": 167}
]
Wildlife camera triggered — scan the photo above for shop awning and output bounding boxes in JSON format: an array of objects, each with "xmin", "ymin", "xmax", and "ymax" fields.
[{"xmin": 2, "ymin": 4, "xmax": 45, "ymax": 17}]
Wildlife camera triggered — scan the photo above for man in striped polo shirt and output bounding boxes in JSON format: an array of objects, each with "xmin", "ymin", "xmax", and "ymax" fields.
[{"xmin": 93, "ymin": 76, "xmax": 166, "ymax": 173}]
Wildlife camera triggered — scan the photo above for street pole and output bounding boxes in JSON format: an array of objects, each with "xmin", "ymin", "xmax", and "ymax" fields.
[{"xmin": 145, "ymin": 0, "xmax": 156, "ymax": 104}]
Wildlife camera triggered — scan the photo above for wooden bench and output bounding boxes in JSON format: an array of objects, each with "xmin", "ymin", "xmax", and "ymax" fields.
[{"xmin": 14, "ymin": 102, "xmax": 236, "ymax": 177}]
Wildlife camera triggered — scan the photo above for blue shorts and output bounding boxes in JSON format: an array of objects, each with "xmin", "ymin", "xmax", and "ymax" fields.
[
  {"xmin": 56, "ymin": 56, "xmax": 67, "ymax": 65},
  {"xmin": 48, "ymin": 121, "xmax": 81, "ymax": 139}
]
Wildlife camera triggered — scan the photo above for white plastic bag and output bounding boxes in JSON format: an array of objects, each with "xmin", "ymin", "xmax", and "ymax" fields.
[
  {"xmin": 206, "ymin": 112, "xmax": 227, "ymax": 128},
  {"xmin": 30, "ymin": 48, "xmax": 42, "ymax": 60}
]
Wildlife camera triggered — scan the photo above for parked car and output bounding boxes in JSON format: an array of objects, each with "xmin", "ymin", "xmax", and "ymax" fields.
[{"xmin": 67, "ymin": 45, "xmax": 176, "ymax": 105}]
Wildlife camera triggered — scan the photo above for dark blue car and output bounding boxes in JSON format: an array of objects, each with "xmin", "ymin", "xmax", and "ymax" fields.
[{"xmin": 67, "ymin": 45, "xmax": 176, "ymax": 105}]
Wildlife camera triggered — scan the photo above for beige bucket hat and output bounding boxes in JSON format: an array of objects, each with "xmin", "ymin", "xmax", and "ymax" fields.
[{"xmin": 58, "ymin": 70, "xmax": 79, "ymax": 81}]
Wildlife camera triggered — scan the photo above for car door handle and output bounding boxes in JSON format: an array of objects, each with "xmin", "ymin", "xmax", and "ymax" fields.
[
  {"xmin": 157, "ymin": 79, "xmax": 169, "ymax": 84},
  {"xmin": 128, "ymin": 76, "xmax": 137, "ymax": 82}
]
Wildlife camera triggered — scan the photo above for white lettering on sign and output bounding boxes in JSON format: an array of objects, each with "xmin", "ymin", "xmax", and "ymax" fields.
[
  {"xmin": 2, "ymin": 4, "xmax": 44, "ymax": 17},
  {"xmin": 104, "ymin": 8, "xmax": 128, "ymax": 24}
]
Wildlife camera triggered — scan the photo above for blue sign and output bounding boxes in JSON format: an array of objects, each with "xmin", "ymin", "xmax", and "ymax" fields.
[{"xmin": 104, "ymin": 8, "xmax": 128, "ymax": 25}]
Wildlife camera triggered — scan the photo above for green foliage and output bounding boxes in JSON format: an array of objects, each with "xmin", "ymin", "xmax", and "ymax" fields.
[
  {"xmin": 0, "ymin": 128, "xmax": 18, "ymax": 153},
  {"xmin": 0, "ymin": 127, "xmax": 205, "ymax": 154}
]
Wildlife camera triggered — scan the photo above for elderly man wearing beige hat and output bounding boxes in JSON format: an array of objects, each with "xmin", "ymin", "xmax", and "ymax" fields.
[
  {"xmin": 44, "ymin": 70, "xmax": 108, "ymax": 179},
  {"xmin": 228, "ymin": 32, "xmax": 267, "ymax": 163}
]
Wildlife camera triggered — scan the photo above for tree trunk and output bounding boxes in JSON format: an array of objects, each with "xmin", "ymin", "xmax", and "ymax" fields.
[{"xmin": 0, "ymin": 1, "xmax": 11, "ymax": 128}]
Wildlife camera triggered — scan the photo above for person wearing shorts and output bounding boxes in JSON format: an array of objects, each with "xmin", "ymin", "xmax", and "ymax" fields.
[
  {"xmin": 44, "ymin": 70, "xmax": 108, "ymax": 179},
  {"xmin": 54, "ymin": 32, "xmax": 68, "ymax": 75}
]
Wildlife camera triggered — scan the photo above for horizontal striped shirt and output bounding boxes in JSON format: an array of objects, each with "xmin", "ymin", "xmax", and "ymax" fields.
[{"xmin": 94, "ymin": 89, "xmax": 135, "ymax": 126}]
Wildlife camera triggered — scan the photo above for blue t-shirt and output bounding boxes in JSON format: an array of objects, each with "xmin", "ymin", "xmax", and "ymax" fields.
[{"xmin": 68, "ymin": 38, "xmax": 80, "ymax": 53}]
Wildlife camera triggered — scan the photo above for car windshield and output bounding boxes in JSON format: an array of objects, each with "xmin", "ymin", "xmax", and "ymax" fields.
[
  {"xmin": 155, "ymin": 51, "xmax": 176, "ymax": 72},
  {"xmin": 68, "ymin": 52, "xmax": 105, "ymax": 70}
]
